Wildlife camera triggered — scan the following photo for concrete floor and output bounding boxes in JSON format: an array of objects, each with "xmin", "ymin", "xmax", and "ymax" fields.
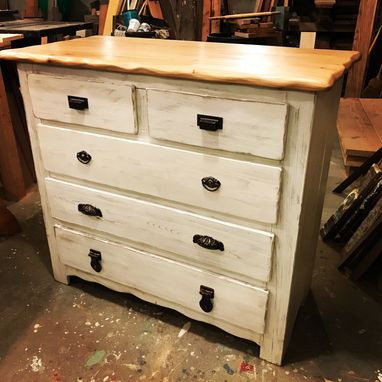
[{"xmin": 0, "ymin": 146, "xmax": 381, "ymax": 382}]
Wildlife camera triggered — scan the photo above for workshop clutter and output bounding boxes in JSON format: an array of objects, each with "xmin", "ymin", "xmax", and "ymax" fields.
[{"xmin": 113, "ymin": 0, "xmax": 169, "ymax": 38}]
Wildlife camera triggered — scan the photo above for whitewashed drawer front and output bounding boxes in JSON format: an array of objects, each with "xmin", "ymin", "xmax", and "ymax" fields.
[
  {"xmin": 46, "ymin": 178, "xmax": 274, "ymax": 283},
  {"xmin": 55, "ymin": 226, "xmax": 269, "ymax": 334},
  {"xmin": 39, "ymin": 125, "xmax": 282, "ymax": 223},
  {"xmin": 45, "ymin": 179, "xmax": 274, "ymax": 284},
  {"xmin": 28, "ymin": 74, "xmax": 137, "ymax": 134},
  {"xmin": 147, "ymin": 89, "xmax": 288, "ymax": 160}
]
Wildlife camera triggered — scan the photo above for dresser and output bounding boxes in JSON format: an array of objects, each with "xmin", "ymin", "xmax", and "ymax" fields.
[{"xmin": 0, "ymin": 37, "xmax": 359, "ymax": 365}]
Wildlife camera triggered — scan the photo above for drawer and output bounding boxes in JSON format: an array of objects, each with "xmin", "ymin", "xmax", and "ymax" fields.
[
  {"xmin": 46, "ymin": 178, "xmax": 274, "ymax": 284},
  {"xmin": 28, "ymin": 73, "xmax": 137, "ymax": 134},
  {"xmin": 147, "ymin": 89, "xmax": 288, "ymax": 160},
  {"xmin": 55, "ymin": 226, "xmax": 269, "ymax": 335},
  {"xmin": 39, "ymin": 125, "xmax": 282, "ymax": 223}
]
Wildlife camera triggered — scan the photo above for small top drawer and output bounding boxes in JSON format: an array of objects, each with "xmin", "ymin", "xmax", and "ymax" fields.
[
  {"xmin": 28, "ymin": 73, "xmax": 137, "ymax": 134},
  {"xmin": 147, "ymin": 89, "xmax": 288, "ymax": 160}
]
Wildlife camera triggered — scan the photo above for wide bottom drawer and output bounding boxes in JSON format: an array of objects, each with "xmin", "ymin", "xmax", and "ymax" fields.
[{"xmin": 55, "ymin": 226, "xmax": 269, "ymax": 335}]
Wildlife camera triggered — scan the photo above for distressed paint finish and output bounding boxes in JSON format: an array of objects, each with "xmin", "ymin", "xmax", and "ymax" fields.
[
  {"xmin": 147, "ymin": 89, "xmax": 289, "ymax": 160},
  {"xmin": 13, "ymin": 35, "xmax": 354, "ymax": 365},
  {"xmin": 28, "ymin": 73, "xmax": 137, "ymax": 134},
  {"xmin": 56, "ymin": 226, "xmax": 269, "ymax": 335},
  {"xmin": 38, "ymin": 124, "xmax": 282, "ymax": 224},
  {"xmin": 45, "ymin": 177, "xmax": 274, "ymax": 285}
]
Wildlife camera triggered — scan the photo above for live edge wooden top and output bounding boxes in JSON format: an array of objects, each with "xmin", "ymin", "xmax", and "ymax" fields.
[{"xmin": 0, "ymin": 35, "xmax": 360, "ymax": 92}]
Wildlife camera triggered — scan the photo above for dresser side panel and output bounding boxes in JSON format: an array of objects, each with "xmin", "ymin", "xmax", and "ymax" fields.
[
  {"xmin": 260, "ymin": 90, "xmax": 317, "ymax": 364},
  {"xmin": 285, "ymin": 80, "xmax": 343, "ymax": 345},
  {"xmin": 17, "ymin": 63, "xmax": 68, "ymax": 284}
]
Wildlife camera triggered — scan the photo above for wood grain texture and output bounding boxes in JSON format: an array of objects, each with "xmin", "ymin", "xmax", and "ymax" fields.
[
  {"xmin": 359, "ymin": 98, "xmax": 382, "ymax": 143},
  {"xmin": 37, "ymin": 124, "xmax": 282, "ymax": 224},
  {"xmin": 147, "ymin": 89, "xmax": 288, "ymax": 160},
  {"xmin": 344, "ymin": 0, "xmax": 378, "ymax": 97},
  {"xmin": 0, "ymin": 36, "xmax": 360, "ymax": 92},
  {"xmin": 46, "ymin": 178, "xmax": 274, "ymax": 285},
  {"xmin": 337, "ymin": 98, "xmax": 382, "ymax": 158},
  {"xmin": 56, "ymin": 226, "xmax": 269, "ymax": 335}
]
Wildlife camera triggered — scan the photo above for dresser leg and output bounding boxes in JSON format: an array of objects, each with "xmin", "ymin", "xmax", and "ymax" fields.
[
  {"xmin": 259, "ymin": 336, "xmax": 285, "ymax": 366},
  {"xmin": 51, "ymin": 258, "xmax": 70, "ymax": 285}
]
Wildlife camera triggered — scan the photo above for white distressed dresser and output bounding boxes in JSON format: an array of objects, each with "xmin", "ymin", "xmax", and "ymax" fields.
[{"xmin": 1, "ymin": 37, "xmax": 359, "ymax": 364}]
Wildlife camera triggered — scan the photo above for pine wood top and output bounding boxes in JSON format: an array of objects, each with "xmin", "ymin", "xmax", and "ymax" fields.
[{"xmin": 0, "ymin": 36, "xmax": 360, "ymax": 91}]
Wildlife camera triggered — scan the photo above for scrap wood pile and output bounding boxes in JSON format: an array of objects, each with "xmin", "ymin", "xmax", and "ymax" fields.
[
  {"xmin": 337, "ymin": 98, "xmax": 382, "ymax": 174},
  {"xmin": 208, "ymin": 0, "xmax": 281, "ymax": 40},
  {"xmin": 230, "ymin": 19, "xmax": 276, "ymax": 39},
  {"xmin": 321, "ymin": 147, "xmax": 382, "ymax": 284}
]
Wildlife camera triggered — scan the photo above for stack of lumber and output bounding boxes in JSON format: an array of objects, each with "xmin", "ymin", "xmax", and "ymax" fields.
[
  {"xmin": 233, "ymin": 20, "xmax": 275, "ymax": 38},
  {"xmin": 226, "ymin": 0, "xmax": 278, "ymax": 40},
  {"xmin": 337, "ymin": 98, "xmax": 382, "ymax": 172}
]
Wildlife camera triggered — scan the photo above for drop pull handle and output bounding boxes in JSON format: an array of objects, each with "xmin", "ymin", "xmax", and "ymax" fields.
[
  {"xmin": 77, "ymin": 150, "xmax": 92, "ymax": 164},
  {"xmin": 78, "ymin": 203, "xmax": 103, "ymax": 218},
  {"xmin": 199, "ymin": 285, "xmax": 214, "ymax": 313},
  {"xmin": 201, "ymin": 176, "xmax": 221, "ymax": 192},
  {"xmin": 197, "ymin": 114, "xmax": 223, "ymax": 131},
  {"xmin": 88, "ymin": 249, "xmax": 102, "ymax": 272},
  {"xmin": 68, "ymin": 95, "xmax": 89, "ymax": 110},
  {"xmin": 193, "ymin": 235, "xmax": 224, "ymax": 251}
]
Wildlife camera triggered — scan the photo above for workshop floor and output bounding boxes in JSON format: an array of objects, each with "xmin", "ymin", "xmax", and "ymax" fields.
[{"xmin": 0, "ymin": 145, "xmax": 381, "ymax": 382}]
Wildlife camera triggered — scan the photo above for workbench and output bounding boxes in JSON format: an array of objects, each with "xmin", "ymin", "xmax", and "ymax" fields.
[
  {"xmin": 0, "ymin": 36, "xmax": 359, "ymax": 364},
  {"xmin": 0, "ymin": 20, "xmax": 93, "ymax": 46}
]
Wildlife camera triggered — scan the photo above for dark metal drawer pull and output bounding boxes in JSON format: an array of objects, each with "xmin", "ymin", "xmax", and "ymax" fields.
[
  {"xmin": 201, "ymin": 176, "xmax": 221, "ymax": 192},
  {"xmin": 78, "ymin": 203, "xmax": 103, "ymax": 218},
  {"xmin": 197, "ymin": 114, "xmax": 223, "ymax": 131},
  {"xmin": 193, "ymin": 234, "xmax": 224, "ymax": 251},
  {"xmin": 68, "ymin": 95, "xmax": 89, "ymax": 110},
  {"xmin": 88, "ymin": 249, "xmax": 102, "ymax": 273},
  {"xmin": 77, "ymin": 150, "xmax": 92, "ymax": 164},
  {"xmin": 199, "ymin": 285, "xmax": 214, "ymax": 313}
]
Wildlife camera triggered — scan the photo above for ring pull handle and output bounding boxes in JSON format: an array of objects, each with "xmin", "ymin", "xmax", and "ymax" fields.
[
  {"xmin": 193, "ymin": 234, "xmax": 224, "ymax": 251},
  {"xmin": 78, "ymin": 203, "xmax": 103, "ymax": 218},
  {"xmin": 199, "ymin": 285, "xmax": 214, "ymax": 313},
  {"xmin": 201, "ymin": 176, "xmax": 221, "ymax": 192},
  {"xmin": 88, "ymin": 249, "xmax": 102, "ymax": 273},
  {"xmin": 77, "ymin": 150, "xmax": 92, "ymax": 164}
]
